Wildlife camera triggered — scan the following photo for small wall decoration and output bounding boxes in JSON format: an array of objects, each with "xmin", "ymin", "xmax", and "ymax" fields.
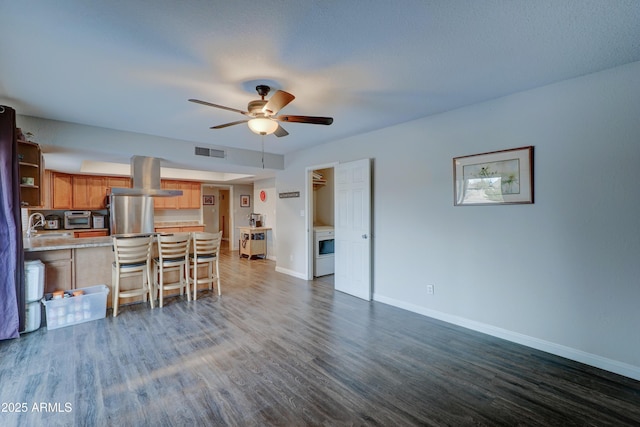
[
  {"xmin": 240, "ymin": 194, "xmax": 251, "ymax": 207},
  {"xmin": 203, "ymin": 195, "xmax": 215, "ymax": 205},
  {"xmin": 278, "ymin": 191, "xmax": 300, "ymax": 199},
  {"xmin": 453, "ymin": 146, "xmax": 534, "ymax": 206},
  {"xmin": 259, "ymin": 190, "xmax": 267, "ymax": 202}
]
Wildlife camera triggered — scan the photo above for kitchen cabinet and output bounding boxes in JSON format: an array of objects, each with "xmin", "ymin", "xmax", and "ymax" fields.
[
  {"xmin": 155, "ymin": 181, "xmax": 178, "ymax": 210},
  {"xmin": 155, "ymin": 180, "xmax": 202, "ymax": 210},
  {"xmin": 50, "ymin": 173, "xmax": 73, "ymax": 209},
  {"xmin": 73, "ymin": 175, "xmax": 106, "ymax": 210},
  {"xmin": 48, "ymin": 172, "xmax": 131, "ymax": 210},
  {"xmin": 74, "ymin": 230, "xmax": 109, "ymax": 238},
  {"xmin": 182, "ymin": 181, "xmax": 202, "ymax": 209},
  {"xmin": 25, "ymin": 249, "xmax": 73, "ymax": 294},
  {"xmin": 17, "ymin": 140, "xmax": 43, "ymax": 207},
  {"xmin": 47, "ymin": 172, "xmax": 199, "ymax": 211},
  {"xmin": 105, "ymin": 176, "xmax": 131, "ymax": 192},
  {"xmin": 24, "ymin": 242, "xmax": 118, "ymax": 308}
]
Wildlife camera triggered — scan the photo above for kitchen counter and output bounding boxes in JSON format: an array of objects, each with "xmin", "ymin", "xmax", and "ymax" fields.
[
  {"xmin": 23, "ymin": 235, "xmax": 112, "ymax": 252},
  {"xmin": 154, "ymin": 221, "xmax": 202, "ymax": 227},
  {"xmin": 154, "ymin": 222, "xmax": 205, "ymax": 233}
]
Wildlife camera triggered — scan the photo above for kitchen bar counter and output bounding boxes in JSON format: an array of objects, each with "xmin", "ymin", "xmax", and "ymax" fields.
[{"xmin": 24, "ymin": 235, "xmax": 113, "ymax": 252}]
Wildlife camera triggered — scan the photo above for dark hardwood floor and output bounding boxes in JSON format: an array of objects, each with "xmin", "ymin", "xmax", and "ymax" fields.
[{"xmin": 2, "ymin": 242, "xmax": 639, "ymax": 426}]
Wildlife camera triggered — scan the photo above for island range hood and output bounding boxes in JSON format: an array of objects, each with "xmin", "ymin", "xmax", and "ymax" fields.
[{"xmin": 110, "ymin": 156, "xmax": 183, "ymax": 197}]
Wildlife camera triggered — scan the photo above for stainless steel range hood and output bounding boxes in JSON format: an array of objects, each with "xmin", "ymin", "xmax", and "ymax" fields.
[{"xmin": 109, "ymin": 156, "xmax": 183, "ymax": 197}]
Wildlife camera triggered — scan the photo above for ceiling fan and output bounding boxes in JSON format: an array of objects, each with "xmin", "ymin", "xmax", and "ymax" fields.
[{"xmin": 188, "ymin": 85, "xmax": 333, "ymax": 137}]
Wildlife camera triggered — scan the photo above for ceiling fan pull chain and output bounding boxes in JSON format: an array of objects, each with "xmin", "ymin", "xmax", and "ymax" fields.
[{"xmin": 261, "ymin": 135, "xmax": 265, "ymax": 169}]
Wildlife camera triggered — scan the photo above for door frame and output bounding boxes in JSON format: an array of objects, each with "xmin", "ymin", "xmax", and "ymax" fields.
[
  {"xmin": 202, "ymin": 184, "xmax": 234, "ymax": 245},
  {"xmin": 305, "ymin": 162, "xmax": 338, "ymax": 280}
]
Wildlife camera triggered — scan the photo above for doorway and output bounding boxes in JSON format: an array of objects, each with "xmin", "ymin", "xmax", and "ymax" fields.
[
  {"xmin": 202, "ymin": 185, "xmax": 231, "ymax": 241},
  {"xmin": 306, "ymin": 159, "xmax": 372, "ymax": 301},
  {"xmin": 306, "ymin": 163, "xmax": 336, "ymax": 281}
]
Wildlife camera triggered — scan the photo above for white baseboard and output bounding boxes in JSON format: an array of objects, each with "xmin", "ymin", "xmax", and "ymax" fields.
[
  {"xmin": 275, "ymin": 266, "xmax": 307, "ymax": 280},
  {"xmin": 373, "ymin": 294, "xmax": 640, "ymax": 381}
]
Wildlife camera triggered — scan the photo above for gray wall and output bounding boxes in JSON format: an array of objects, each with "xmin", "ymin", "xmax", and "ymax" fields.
[
  {"xmin": 253, "ymin": 178, "xmax": 277, "ymax": 260},
  {"xmin": 275, "ymin": 61, "xmax": 640, "ymax": 379}
]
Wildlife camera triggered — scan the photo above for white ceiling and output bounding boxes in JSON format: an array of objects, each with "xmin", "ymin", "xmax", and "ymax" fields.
[{"xmin": 1, "ymin": 1, "xmax": 639, "ymax": 176}]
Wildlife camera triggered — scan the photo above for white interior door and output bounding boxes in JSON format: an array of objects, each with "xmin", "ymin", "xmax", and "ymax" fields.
[{"xmin": 334, "ymin": 158, "xmax": 371, "ymax": 300}]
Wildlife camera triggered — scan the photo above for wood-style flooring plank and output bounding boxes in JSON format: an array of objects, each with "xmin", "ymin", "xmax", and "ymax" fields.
[{"xmin": 1, "ymin": 242, "xmax": 639, "ymax": 426}]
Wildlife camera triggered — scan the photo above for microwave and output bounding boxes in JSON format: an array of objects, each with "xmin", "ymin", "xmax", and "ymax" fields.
[{"xmin": 64, "ymin": 211, "xmax": 91, "ymax": 229}]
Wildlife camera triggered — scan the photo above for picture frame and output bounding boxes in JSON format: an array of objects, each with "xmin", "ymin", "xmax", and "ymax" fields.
[
  {"xmin": 453, "ymin": 146, "xmax": 534, "ymax": 206},
  {"xmin": 240, "ymin": 194, "xmax": 251, "ymax": 207},
  {"xmin": 203, "ymin": 195, "xmax": 215, "ymax": 205}
]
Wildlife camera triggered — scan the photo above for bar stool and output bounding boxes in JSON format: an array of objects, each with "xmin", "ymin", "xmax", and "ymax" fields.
[
  {"xmin": 153, "ymin": 233, "xmax": 191, "ymax": 307},
  {"xmin": 189, "ymin": 231, "xmax": 222, "ymax": 300},
  {"xmin": 111, "ymin": 235, "xmax": 154, "ymax": 317}
]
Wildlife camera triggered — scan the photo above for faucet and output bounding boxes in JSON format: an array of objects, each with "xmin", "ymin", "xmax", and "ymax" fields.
[{"xmin": 26, "ymin": 212, "xmax": 45, "ymax": 238}]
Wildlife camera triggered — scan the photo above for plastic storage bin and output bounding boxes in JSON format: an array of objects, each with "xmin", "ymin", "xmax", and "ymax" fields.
[{"xmin": 43, "ymin": 285, "xmax": 109, "ymax": 330}]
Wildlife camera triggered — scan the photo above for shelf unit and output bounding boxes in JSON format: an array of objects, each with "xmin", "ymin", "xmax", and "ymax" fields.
[
  {"xmin": 17, "ymin": 139, "xmax": 43, "ymax": 207},
  {"xmin": 312, "ymin": 170, "xmax": 327, "ymax": 189},
  {"xmin": 239, "ymin": 227, "xmax": 270, "ymax": 259}
]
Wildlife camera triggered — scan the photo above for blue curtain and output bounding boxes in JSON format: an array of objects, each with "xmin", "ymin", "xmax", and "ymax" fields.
[{"xmin": 0, "ymin": 105, "xmax": 22, "ymax": 339}]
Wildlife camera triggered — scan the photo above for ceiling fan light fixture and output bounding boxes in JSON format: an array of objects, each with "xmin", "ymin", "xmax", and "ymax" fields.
[{"xmin": 248, "ymin": 118, "xmax": 278, "ymax": 135}]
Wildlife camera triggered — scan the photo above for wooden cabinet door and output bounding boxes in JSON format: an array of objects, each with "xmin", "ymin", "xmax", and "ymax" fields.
[
  {"xmin": 155, "ymin": 180, "xmax": 202, "ymax": 210},
  {"xmin": 51, "ymin": 173, "xmax": 73, "ymax": 209},
  {"xmin": 105, "ymin": 176, "xmax": 131, "ymax": 194},
  {"xmin": 176, "ymin": 181, "xmax": 191, "ymax": 209},
  {"xmin": 73, "ymin": 175, "xmax": 106, "ymax": 209},
  {"xmin": 175, "ymin": 181, "xmax": 202, "ymax": 209},
  {"xmin": 154, "ymin": 181, "xmax": 168, "ymax": 209},
  {"xmin": 156, "ymin": 180, "xmax": 178, "ymax": 209},
  {"xmin": 166, "ymin": 181, "xmax": 181, "ymax": 209},
  {"xmin": 25, "ymin": 249, "xmax": 73, "ymax": 293},
  {"xmin": 186, "ymin": 182, "xmax": 202, "ymax": 209}
]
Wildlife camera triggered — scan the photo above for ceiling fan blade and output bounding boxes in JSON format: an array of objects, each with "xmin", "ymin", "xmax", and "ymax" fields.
[
  {"xmin": 274, "ymin": 125, "xmax": 289, "ymax": 137},
  {"xmin": 210, "ymin": 120, "xmax": 249, "ymax": 129},
  {"xmin": 276, "ymin": 115, "xmax": 334, "ymax": 125},
  {"xmin": 262, "ymin": 91, "xmax": 295, "ymax": 115},
  {"xmin": 189, "ymin": 99, "xmax": 249, "ymax": 116}
]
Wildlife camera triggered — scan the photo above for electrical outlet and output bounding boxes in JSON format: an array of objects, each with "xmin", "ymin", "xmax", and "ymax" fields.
[{"xmin": 427, "ymin": 284, "xmax": 434, "ymax": 295}]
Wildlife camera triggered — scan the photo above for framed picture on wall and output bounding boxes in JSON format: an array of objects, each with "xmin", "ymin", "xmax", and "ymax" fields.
[
  {"xmin": 203, "ymin": 195, "xmax": 215, "ymax": 205},
  {"xmin": 453, "ymin": 146, "xmax": 534, "ymax": 206},
  {"xmin": 240, "ymin": 194, "xmax": 250, "ymax": 207}
]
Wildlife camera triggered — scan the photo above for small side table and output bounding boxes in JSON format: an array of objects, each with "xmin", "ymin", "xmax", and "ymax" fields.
[{"xmin": 238, "ymin": 227, "xmax": 271, "ymax": 259}]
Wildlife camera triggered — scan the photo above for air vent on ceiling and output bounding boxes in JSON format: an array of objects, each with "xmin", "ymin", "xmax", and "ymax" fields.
[{"xmin": 195, "ymin": 146, "xmax": 225, "ymax": 159}]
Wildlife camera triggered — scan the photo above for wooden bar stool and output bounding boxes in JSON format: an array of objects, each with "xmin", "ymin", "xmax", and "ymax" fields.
[
  {"xmin": 189, "ymin": 231, "xmax": 222, "ymax": 300},
  {"xmin": 111, "ymin": 235, "xmax": 154, "ymax": 317},
  {"xmin": 153, "ymin": 233, "xmax": 191, "ymax": 307}
]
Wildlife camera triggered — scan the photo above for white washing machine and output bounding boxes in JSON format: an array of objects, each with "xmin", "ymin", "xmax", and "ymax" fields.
[{"xmin": 314, "ymin": 226, "xmax": 335, "ymax": 277}]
